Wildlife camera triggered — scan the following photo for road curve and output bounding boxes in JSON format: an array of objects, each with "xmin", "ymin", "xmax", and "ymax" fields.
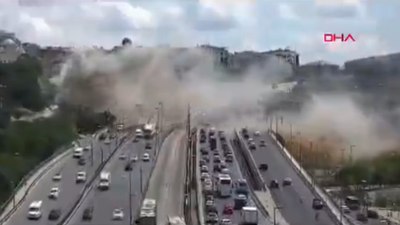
[{"xmin": 4, "ymin": 133, "xmax": 120, "ymax": 225}]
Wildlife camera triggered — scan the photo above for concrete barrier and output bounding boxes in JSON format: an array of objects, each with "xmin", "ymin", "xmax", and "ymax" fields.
[
  {"xmin": 233, "ymin": 130, "xmax": 288, "ymax": 225},
  {"xmin": 195, "ymin": 129, "xmax": 205, "ymax": 225},
  {"xmin": 269, "ymin": 131, "xmax": 352, "ymax": 225}
]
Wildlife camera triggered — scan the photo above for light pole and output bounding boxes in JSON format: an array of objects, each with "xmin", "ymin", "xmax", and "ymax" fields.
[
  {"xmin": 90, "ymin": 139, "xmax": 94, "ymax": 166},
  {"xmin": 140, "ymin": 165, "xmax": 143, "ymax": 194},
  {"xmin": 349, "ymin": 144, "xmax": 356, "ymax": 164},
  {"xmin": 129, "ymin": 169, "xmax": 133, "ymax": 225},
  {"xmin": 273, "ymin": 206, "xmax": 283, "ymax": 225}
]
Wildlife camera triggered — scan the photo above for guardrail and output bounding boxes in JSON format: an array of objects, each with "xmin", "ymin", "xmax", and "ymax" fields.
[
  {"xmin": 0, "ymin": 141, "xmax": 74, "ymax": 224},
  {"xmin": 269, "ymin": 131, "xmax": 353, "ymax": 225},
  {"xmin": 183, "ymin": 128, "xmax": 196, "ymax": 225},
  {"xmin": 59, "ymin": 132, "xmax": 130, "ymax": 225},
  {"xmin": 195, "ymin": 129, "xmax": 205, "ymax": 225}
]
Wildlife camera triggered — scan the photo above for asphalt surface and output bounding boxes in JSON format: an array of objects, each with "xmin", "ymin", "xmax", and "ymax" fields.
[
  {"xmin": 65, "ymin": 134, "xmax": 155, "ymax": 225},
  {"xmin": 245, "ymin": 130, "xmax": 336, "ymax": 225},
  {"xmin": 5, "ymin": 132, "xmax": 121, "ymax": 225},
  {"xmin": 199, "ymin": 128, "xmax": 270, "ymax": 225},
  {"xmin": 145, "ymin": 129, "xmax": 186, "ymax": 225}
]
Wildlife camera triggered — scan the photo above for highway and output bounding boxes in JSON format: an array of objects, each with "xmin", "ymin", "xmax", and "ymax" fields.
[
  {"xmin": 4, "ymin": 131, "xmax": 122, "ymax": 225},
  {"xmin": 244, "ymin": 130, "xmax": 337, "ymax": 225},
  {"xmin": 198, "ymin": 128, "xmax": 270, "ymax": 225},
  {"xmin": 145, "ymin": 129, "xmax": 186, "ymax": 224},
  {"xmin": 65, "ymin": 135, "xmax": 155, "ymax": 225}
]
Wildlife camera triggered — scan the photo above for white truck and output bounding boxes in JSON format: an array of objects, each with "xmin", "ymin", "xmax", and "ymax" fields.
[
  {"xmin": 168, "ymin": 216, "xmax": 186, "ymax": 225},
  {"xmin": 135, "ymin": 198, "xmax": 156, "ymax": 225},
  {"xmin": 240, "ymin": 206, "xmax": 258, "ymax": 225}
]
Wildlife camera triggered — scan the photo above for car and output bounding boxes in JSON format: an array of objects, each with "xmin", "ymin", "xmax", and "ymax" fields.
[
  {"xmin": 78, "ymin": 158, "xmax": 86, "ymax": 166},
  {"xmin": 213, "ymin": 164, "xmax": 221, "ymax": 173},
  {"xmin": 213, "ymin": 151, "xmax": 219, "ymax": 156},
  {"xmin": 203, "ymin": 183, "xmax": 213, "ymax": 193},
  {"xmin": 254, "ymin": 131, "xmax": 260, "ymax": 136},
  {"xmin": 82, "ymin": 207, "xmax": 93, "ymax": 221},
  {"xmin": 145, "ymin": 142, "xmax": 152, "ymax": 149},
  {"xmin": 201, "ymin": 165, "xmax": 208, "ymax": 173},
  {"xmin": 104, "ymin": 139, "xmax": 111, "ymax": 144},
  {"xmin": 206, "ymin": 212, "xmax": 219, "ymax": 223},
  {"xmin": 220, "ymin": 218, "xmax": 232, "ymax": 225},
  {"xmin": 76, "ymin": 171, "xmax": 87, "ymax": 183},
  {"xmin": 202, "ymin": 155, "xmax": 209, "ymax": 163},
  {"xmin": 260, "ymin": 140, "xmax": 266, "ymax": 147},
  {"xmin": 356, "ymin": 213, "xmax": 368, "ymax": 222},
  {"xmin": 132, "ymin": 137, "xmax": 139, "ymax": 142},
  {"xmin": 124, "ymin": 161, "xmax": 133, "ymax": 171},
  {"xmin": 52, "ymin": 173, "xmax": 62, "ymax": 181},
  {"xmin": 112, "ymin": 208, "xmax": 124, "ymax": 220},
  {"xmin": 259, "ymin": 164, "xmax": 268, "ymax": 171},
  {"xmin": 99, "ymin": 133, "xmax": 106, "ymax": 140},
  {"xmin": 223, "ymin": 205, "xmax": 233, "ymax": 215},
  {"xmin": 367, "ymin": 210, "xmax": 379, "ymax": 219},
  {"xmin": 341, "ymin": 205, "xmax": 350, "ymax": 214},
  {"xmin": 283, "ymin": 177, "xmax": 292, "ymax": 186},
  {"xmin": 83, "ymin": 146, "xmax": 91, "ymax": 151},
  {"xmin": 199, "ymin": 159, "xmax": 206, "ymax": 166},
  {"xmin": 312, "ymin": 198, "xmax": 324, "ymax": 210},
  {"xmin": 248, "ymin": 138, "xmax": 254, "ymax": 142},
  {"xmin": 201, "ymin": 172, "xmax": 210, "ymax": 181},
  {"xmin": 221, "ymin": 168, "xmax": 230, "ymax": 175},
  {"xmin": 269, "ymin": 180, "xmax": 279, "ymax": 188},
  {"xmin": 206, "ymin": 200, "xmax": 214, "ymax": 208},
  {"xmin": 204, "ymin": 178, "xmax": 212, "ymax": 186},
  {"xmin": 225, "ymin": 155, "xmax": 233, "ymax": 163},
  {"xmin": 200, "ymin": 148, "xmax": 208, "ymax": 155},
  {"xmin": 213, "ymin": 156, "xmax": 221, "ymax": 163},
  {"xmin": 130, "ymin": 155, "xmax": 138, "ymax": 162},
  {"xmin": 206, "ymin": 195, "xmax": 214, "ymax": 202},
  {"xmin": 119, "ymin": 153, "xmax": 126, "ymax": 160},
  {"xmin": 249, "ymin": 142, "xmax": 256, "ymax": 150},
  {"xmin": 48, "ymin": 187, "xmax": 59, "ymax": 199},
  {"xmin": 48, "ymin": 209, "xmax": 61, "ymax": 221},
  {"xmin": 200, "ymin": 136, "xmax": 206, "ymax": 143},
  {"xmin": 142, "ymin": 153, "xmax": 150, "ymax": 161}
]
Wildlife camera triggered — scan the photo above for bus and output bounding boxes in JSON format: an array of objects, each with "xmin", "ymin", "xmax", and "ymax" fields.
[
  {"xmin": 98, "ymin": 172, "xmax": 110, "ymax": 190},
  {"xmin": 345, "ymin": 195, "xmax": 360, "ymax": 210},
  {"xmin": 143, "ymin": 123, "xmax": 156, "ymax": 139},
  {"xmin": 217, "ymin": 174, "xmax": 233, "ymax": 198},
  {"xmin": 27, "ymin": 200, "xmax": 42, "ymax": 219},
  {"xmin": 136, "ymin": 198, "xmax": 156, "ymax": 225}
]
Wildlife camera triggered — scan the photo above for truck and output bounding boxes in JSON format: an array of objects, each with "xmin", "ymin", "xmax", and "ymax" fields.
[
  {"xmin": 136, "ymin": 198, "xmax": 156, "ymax": 225},
  {"xmin": 143, "ymin": 123, "xmax": 156, "ymax": 139},
  {"xmin": 240, "ymin": 206, "xmax": 258, "ymax": 225}
]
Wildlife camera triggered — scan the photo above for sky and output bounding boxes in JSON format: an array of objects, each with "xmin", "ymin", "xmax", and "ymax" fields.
[{"xmin": 0, "ymin": 0, "xmax": 399, "ymax": 64}]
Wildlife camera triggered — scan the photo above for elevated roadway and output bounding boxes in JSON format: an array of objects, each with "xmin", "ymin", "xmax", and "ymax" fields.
[
  {"xmin": 4, "ymin": 132, "xmax": 122, "ymax": 225},
  {"xmin": 246, "ymin": 130, "xmax": 336, "ymax": 225},
  {"xmin": 145, "ymin": 129, "xmax": 186, "ymax": 224}
]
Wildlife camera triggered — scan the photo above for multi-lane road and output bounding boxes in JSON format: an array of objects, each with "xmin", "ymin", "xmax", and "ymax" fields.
[
  {"xmin": 243, "ymin": 130, "xmax": 337, "ymax": 225},
  {"xmin": 65, "ymin": 135, "xmax": 155, "ymax": 225},
  {"xmin": 4, "ymin": 132, "xmax": 122, "ymax": 225}
]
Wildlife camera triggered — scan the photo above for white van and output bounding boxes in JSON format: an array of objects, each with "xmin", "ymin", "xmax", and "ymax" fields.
[
  {"xmin": 27, "ymin": 200, "xmax": 42, "ymax": 219},
  {"xmin": 73, "ymin": 147, "xmax": 83, "ymax": 158},
  {"xmin": 98, "ymin": 172, "xmax": 111, "ymax": 190},
  {"xmin": 136, "ymin": 128, "xmax": 143, "ymax": 138}
]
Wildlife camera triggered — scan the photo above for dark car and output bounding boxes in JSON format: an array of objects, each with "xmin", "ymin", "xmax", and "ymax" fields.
[
  {"xmin": 356, "ymin": 213, "xmax": 368, "ymax": 222},
  {"xmin": 145, "ymin": 142, "xmax": 152, "ymax": 149},
  {"xmin": 202, "ymin": 155, "xmax": 210, "ymax": 163},
  {"xmin": 99, "ymin": 133, "xmax": 106, "ymax": 140},
  {"xmin": 367, "ymin": 210, "xmax": 379, "ymax": 219},
  {"xmin": 213, "ymin": 164, "xmax": 221, "ymax": 172},
  {"xmin": 124, "ymin": 161, "xmax": 133, "ymax": 171},
  {"xmin": 78, "ymin": 158, "xmax": 86, "ymax": 166},
  {"xmin": 200, "ymin": 135, "xmax": 206, "ymax": 143},
  {"xmin": 269, "ymin": 180, "xmax": 279, "ymax": 188},
  {"xmin": 259, "ymin": 164, "xmax": 268, "ymax": 171},
  {"xmin": 200, "ymin": 148, "xmax": 208, "ymax": 155},
  {"xmin": 206, "ymin": 212, "xmax": 219, "ymax": 223},
  {"xmin": 82, "ymin": 207, "xmax": 94, "ymax": 221},
  {"xmin": 312, "ymin": 198, "xmax": 324, "ymax": 210},
  {"xmin": 48, "ymin": 209, "xmax": 61, "ymax": 221}
]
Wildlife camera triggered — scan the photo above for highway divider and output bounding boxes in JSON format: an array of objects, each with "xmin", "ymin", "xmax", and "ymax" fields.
[
  {"xmin": 0, "ymin": 141, "xmax": 75, "ymax": 224},
  {"xmin": 59, "ymin": 131, "xmax": 130, "ymax": 225},
  {"xmin": 232, "ymin": 130, "xmax": 289, "ymax": 225},
  {"xmin": 195, "ymin": 129, "xmax": 205, "ymax": 225},
  {"xmin": 269, "ymin": 130, "xmax": 353, "ymax": 225}
]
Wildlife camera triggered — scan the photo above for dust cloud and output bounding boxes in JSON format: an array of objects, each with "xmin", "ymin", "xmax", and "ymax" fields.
[{"xmin": 51, "ymin": 46, "xmax": 290, "ymax": 127}]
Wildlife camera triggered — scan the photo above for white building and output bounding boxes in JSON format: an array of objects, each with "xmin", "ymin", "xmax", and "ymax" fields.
[
  {"xmin": 0, "ymin": 38, "xmax": 24, "ymax": 63},
  {"xmin": 264, "ymin": 48, "xmax": 299, "ymax": 66}
]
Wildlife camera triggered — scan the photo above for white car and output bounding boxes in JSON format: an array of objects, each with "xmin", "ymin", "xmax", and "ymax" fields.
[
  {"xmin": 104, "ymin": 139, "xmax": 111, "ymax": 145},
  {"xmin": 52, "ymin": 173, "xmax": 62, "ymax": 181},
  {"xmin": 341, "ymin": 205, "xmax": 350, "ymax": 214},
  {"xmin": 48, "ymin": 187, "xmax": 59, "ymax": 199},
  {"xmin": 119, "ymin": 154, "xmax": 126, "ymax": 160},
  {"xmin": 112, "ymin": 208, "xmax": 124, "ymax": 220},
  {"xmin": 130, "ymin": 156, "xmax": 138, "ymax": 162},
  {"xmin": 201, "ymin": 172, "xmax": 210, "ymax": 181},
  {"xmin": 142, "ymin": 153, "xmax": 150, "ymax": 162},
  {"xmin": 221, "ymin": 218, "xmax": 232, "ymax": 225},
  {"xmin": 76, "ymin": 171, "xmax": 87, "ymax": 183},
  {"xmin": 254, "ymin": 131, "xmax": 260, "ymax": 136}
]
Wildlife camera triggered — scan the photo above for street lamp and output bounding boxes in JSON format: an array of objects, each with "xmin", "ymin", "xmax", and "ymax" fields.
[{"xmin": 273, "ymin": 206, "xmax": 283, "ymax": 225}]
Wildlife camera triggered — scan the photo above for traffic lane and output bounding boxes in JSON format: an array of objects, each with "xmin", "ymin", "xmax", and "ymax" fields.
[
  {"xmin": 64, "ymin": 135, "xmax": 136, "ymax": 225},
  {"xmin": 84, "ymin": 139, "xmax": 154, "ymax": 225},
  {"xmin": 4, "ymin": 136, "xmax": 97, "ymax": 225},
  {"xmin": 145, "ymin": 130, "xmax": 186, "ymax": 224},
  {"xmin": 249, "ymin": 131, "xmax": 335, "ymax": 225},
  {"xmin": 220, "ymin": 133, "xmax": 270, "ymax": 225}
]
